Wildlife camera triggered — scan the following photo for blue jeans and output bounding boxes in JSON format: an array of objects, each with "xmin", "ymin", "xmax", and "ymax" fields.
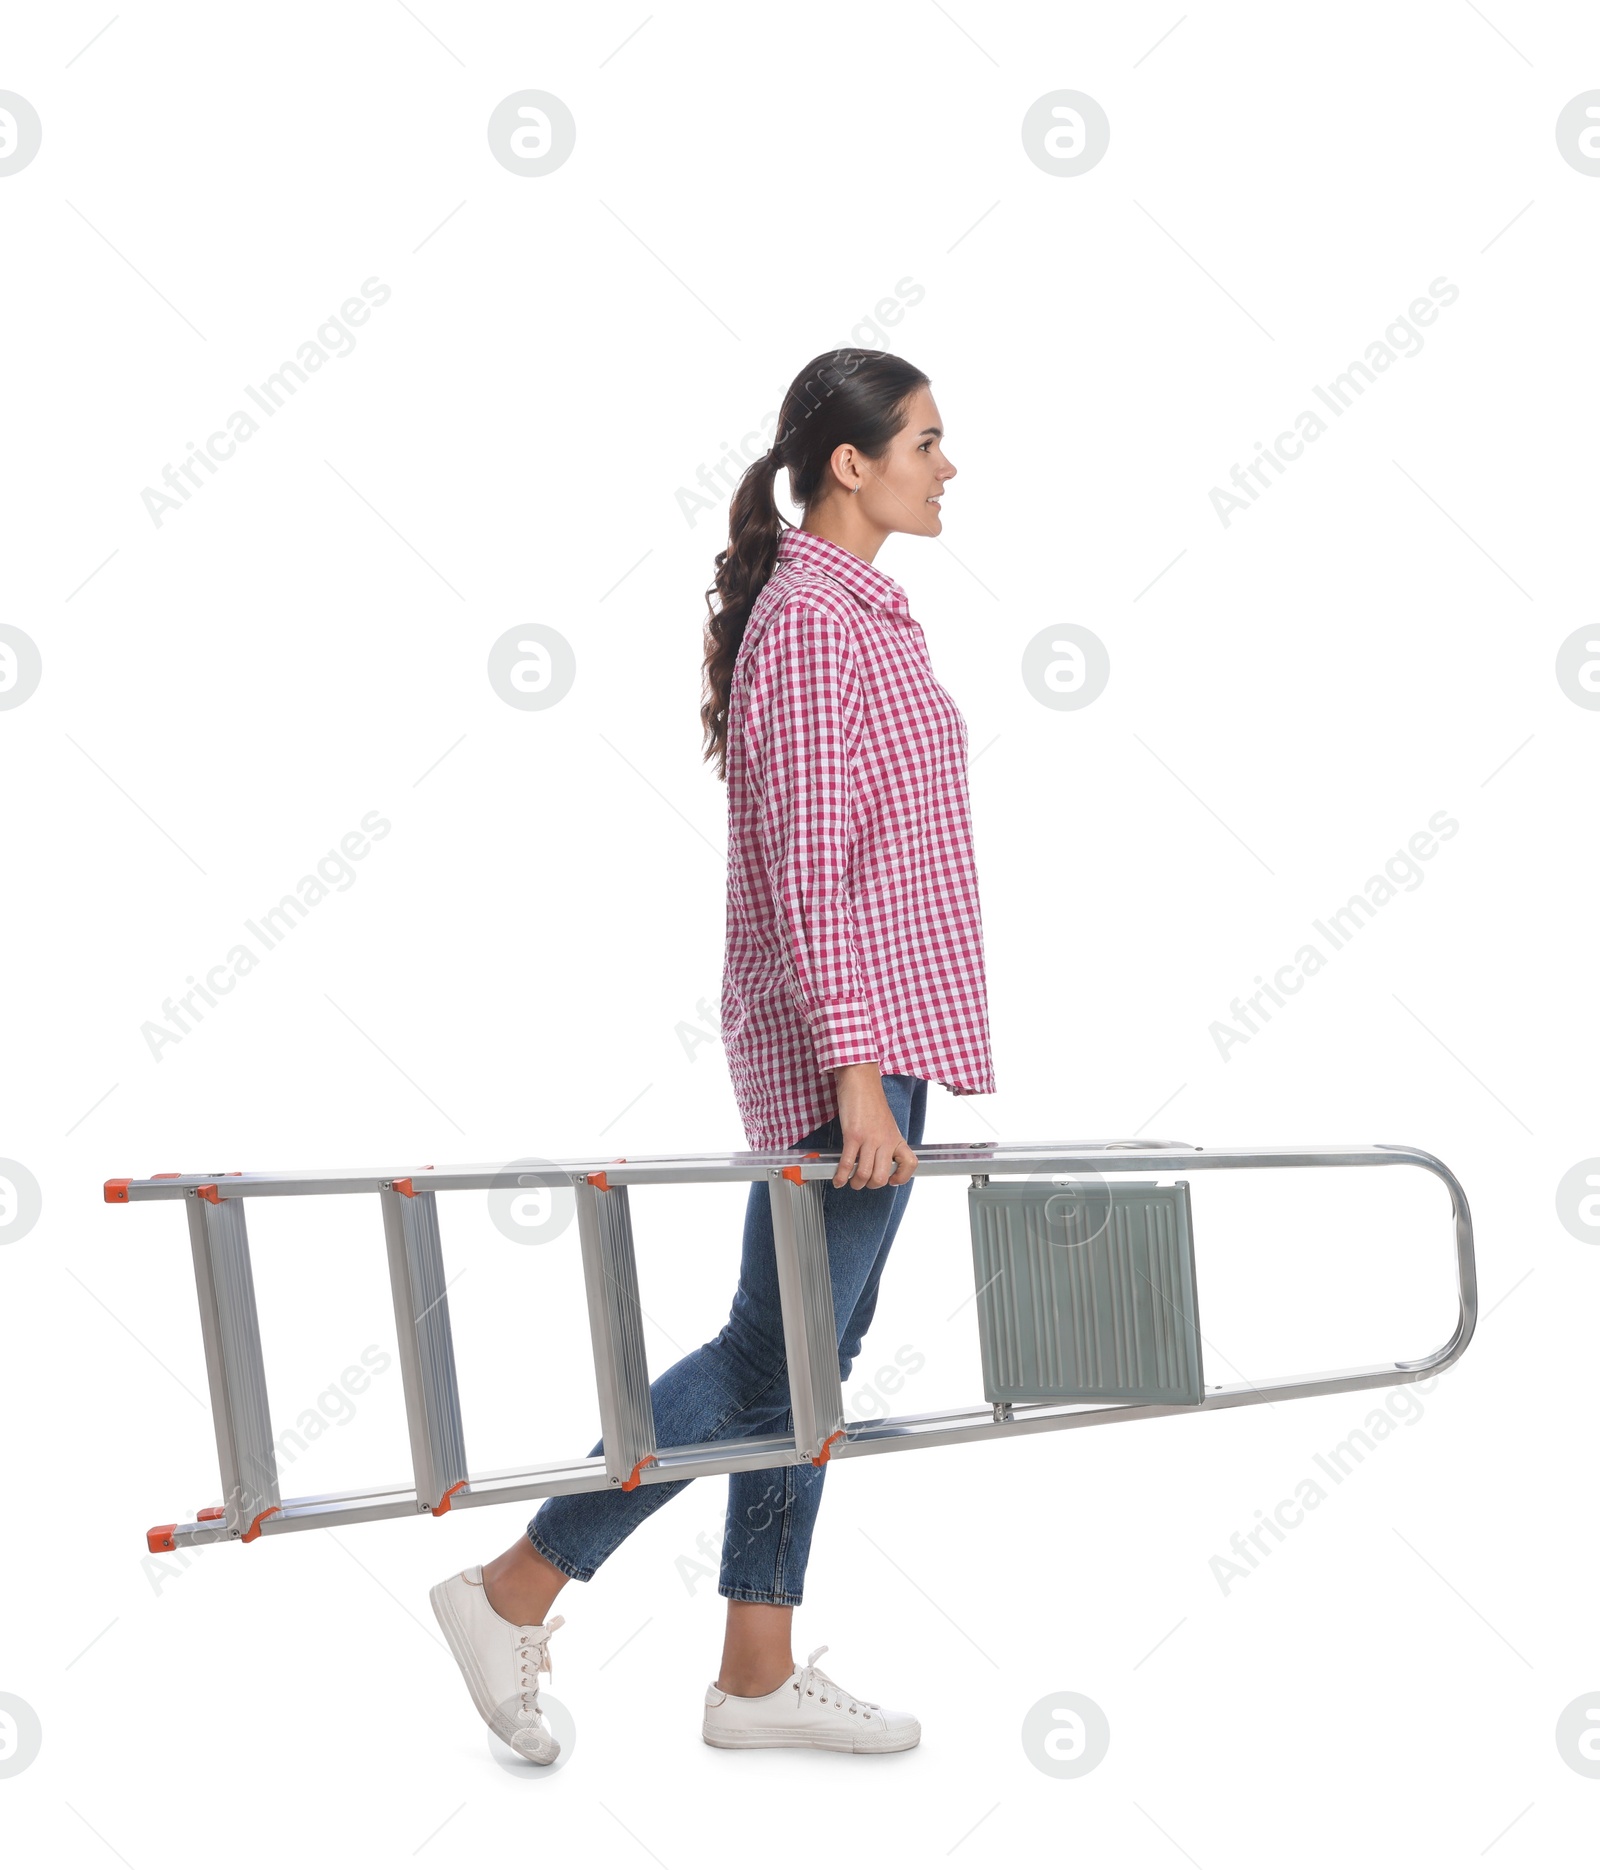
[{"xmin": 527, "ymin": 1074, "xmax": 928, "ymax": 1605}]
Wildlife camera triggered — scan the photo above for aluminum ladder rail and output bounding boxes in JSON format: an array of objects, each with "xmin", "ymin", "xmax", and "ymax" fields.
[{"xmin": 103, "ymin": 1140, "xmax": 1477, "ymax": 1554}]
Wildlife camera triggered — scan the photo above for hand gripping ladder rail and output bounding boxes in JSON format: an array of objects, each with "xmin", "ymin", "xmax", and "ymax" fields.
[{"xmin": 103, "ymin": 1139, "xmax": 1477, "ymax": 1553}]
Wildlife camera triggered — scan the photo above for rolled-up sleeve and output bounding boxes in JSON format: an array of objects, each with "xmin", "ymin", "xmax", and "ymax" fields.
[{"xmin": 743, "ymin": 598, "xmax": 881, "ymax": 1074}]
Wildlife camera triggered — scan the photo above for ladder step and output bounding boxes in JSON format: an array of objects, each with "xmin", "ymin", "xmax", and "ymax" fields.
[
  {"xmin": 969, "ymin": 1179, "xmax": 1205, "ymax": 1405},
  {"xmin": 380, "ymin": 1183, "xmax": 468, "ymax": 1512},
  {"xmin": 573, "ymin": 1176, "xmax": 659, "ymax": 1490},
  {"xmin": 184, "ymin": 1190, "xmax": 281, "ymax": 1540},
  {"xmin": 766, "ymin": 1169, "xmax": 846, "ymax": 1462}
]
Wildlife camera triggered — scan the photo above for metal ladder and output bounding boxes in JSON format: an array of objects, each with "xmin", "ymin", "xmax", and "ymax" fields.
[{"xmin": 103, "ymin": 1139, "xmax": 1477, "ymax": 1554}]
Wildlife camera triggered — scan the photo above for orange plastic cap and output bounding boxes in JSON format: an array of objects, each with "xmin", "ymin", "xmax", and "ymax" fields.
[
  {"xmin": 240, "ymin": 1507, "xmax": 278, "ymax": 1543},
  {"xmin": 621, "ymin": 1453, "xmax": 657, "ymax": 1492}
]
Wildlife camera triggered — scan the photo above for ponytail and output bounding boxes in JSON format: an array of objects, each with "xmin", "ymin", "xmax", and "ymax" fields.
[{"xmin": 699, "ymin": 447, "xmax": 788, "ymax": 780}]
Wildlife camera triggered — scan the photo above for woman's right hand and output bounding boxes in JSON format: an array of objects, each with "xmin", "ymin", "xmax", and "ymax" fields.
[{"xmin": 831, "ymin": 1064, "xmax": 917, "ymax": 1189}]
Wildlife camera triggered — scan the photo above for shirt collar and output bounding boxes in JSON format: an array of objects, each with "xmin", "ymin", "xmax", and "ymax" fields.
[{"xmin": 775, "ymin": 526, "xmax": 912, "ymax": 623}]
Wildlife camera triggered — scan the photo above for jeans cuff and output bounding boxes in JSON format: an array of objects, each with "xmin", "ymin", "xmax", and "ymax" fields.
[
  {"xmin": 526, "ymin": 1524, "xmax": 594, "ymax": 1583},
  {"xmin": 720, "ymin": 1583, "xmax": 803, "ymax": 1607}
]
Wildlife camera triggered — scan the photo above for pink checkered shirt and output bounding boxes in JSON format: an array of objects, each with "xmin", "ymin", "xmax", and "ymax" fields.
[{"xmin": 720, "ymin": 526, "xmax": 995, "ymax": 1150}]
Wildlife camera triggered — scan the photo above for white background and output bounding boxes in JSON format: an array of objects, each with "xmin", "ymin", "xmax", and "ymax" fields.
[{"xmin": 2, "ymin": 2, "xmax": 1595, "ymax": 1862}]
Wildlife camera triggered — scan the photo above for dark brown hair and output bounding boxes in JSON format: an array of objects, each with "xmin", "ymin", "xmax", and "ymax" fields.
[{"xmin": 699, "ymin": 347, "xmax": 930, "ymax": 779}]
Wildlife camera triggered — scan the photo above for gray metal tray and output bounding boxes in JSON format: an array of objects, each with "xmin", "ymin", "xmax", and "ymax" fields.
[{"xmin": 969, "ymin": 1179, "xmax": 1203, "ymax": 1405}]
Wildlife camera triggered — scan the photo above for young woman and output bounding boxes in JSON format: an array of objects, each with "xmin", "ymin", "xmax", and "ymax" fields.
[{"xmin": 429, "ymin": 348, "xmax": 994, "ymax": 1761}]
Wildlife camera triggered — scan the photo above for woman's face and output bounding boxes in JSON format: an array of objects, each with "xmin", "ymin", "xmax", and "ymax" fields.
[{"xmin": 851, "ymin": 384, "xmax": 957, "ymax": 537}]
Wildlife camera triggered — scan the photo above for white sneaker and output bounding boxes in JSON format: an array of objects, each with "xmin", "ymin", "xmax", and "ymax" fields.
[
  {"xmin": 703, "ymin": 1644, "xmax": 920, "ymax": 1753},
  {"xmin": 429, "ymin": 1563, "xmax": 564, "ymax": 1764}
]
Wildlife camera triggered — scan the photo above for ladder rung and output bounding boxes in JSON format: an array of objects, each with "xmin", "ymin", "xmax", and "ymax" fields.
[
  {"xmin": 574, "ymin": 1177, "xmax": 659, "ymax": 1491},
  {"xmin": 184, "ymin": 1192, "xmax": 281, "ymax": 1540},
  {"xmin": 380, "ymin": 1184, "xmax": 468, "ymax": 1512},
  {"xmin": 766, "ymin": 1171, "xmax": 845, "ymax": 1463}
]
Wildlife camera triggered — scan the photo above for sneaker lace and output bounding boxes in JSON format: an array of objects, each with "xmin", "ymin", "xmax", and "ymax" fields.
[
  {"xmin": 514, "ymin": 1613, "xmax": 564, "ymax": 1724},
  {"xmin": 791, "ymin": 1644, "xmax": 879, "ymax": 1720}
]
